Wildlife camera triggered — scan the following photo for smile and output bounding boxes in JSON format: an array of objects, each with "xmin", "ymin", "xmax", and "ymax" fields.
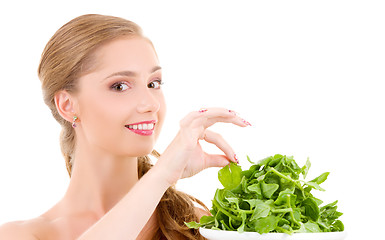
[{"xmin": 125, "ymin": 120, "xmax": 156, "ymax": 136}]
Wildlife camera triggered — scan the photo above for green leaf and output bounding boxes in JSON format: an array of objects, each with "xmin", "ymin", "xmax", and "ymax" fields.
[
  {"xmin": 312, "ymin": 197, "xmax": 323, "ymax": 206},
  {"xmin": 301, "ymin": 158, "xmax": 311, "ymax": 178},
  {"xmin": 253, "ymin": 215, "xmax": 280, "ymax": 234},
  {"xmin": 186, "ymin": 154, "xmax": 344, "ymax": 234},
  {"xmin": 200, "ymin": 215, "xmax": 215, "ymax": 224},
  {"xmin": 268, "ymin": 154, "xmax": 283, "ymax": 167},
  {"xmin": 220, "ymin": 219, "xmax": 232, "ymax": 230},
  {"xmin": 331, "ymin": 220, "xmax": 344, "ymax": 232},
  {"xmin": 242, "ymin": 164, "xmax": 259, "ymax": 179},
  {"xmin": 247, "ymin": 183, "xmax": 262, "ymax": 195},
  {"xmin": 184, "ymin": 221, "xmax": 201, "ymax": 229},
  {"xmin": 240, "ymin": 176, "xmax": 250, "ymax": 194},
  {"xmin": 274, "ymin": 188, "xmax": 295, "ymax": 206},
  {"xmin": 304, "ymin": 181, "xmax": 326, "ymax": 191},
  {"xmin": 218, "ymin": 162, "xmax": 242, "ymax": 189},
  {"xmin": 261, "ymin": 181, "xmax": 279, "ymax": 199},
  {"xmin": 254, "ymin": 170, "xmax": 265, "ymax": 179},
  {"xmin": 310, "ymin": 172, "xmax": 330, "ymax": 184},
  {"xmin": 318, "ymin": 200, "xmax": 344, "ymax": 232},
  {"xmin": 237, "ymin": 212, "xmax": 247, "ymax": 233},
  {"xmin": 302, "ymin": 197, "xmax": 320, "ymax": 221},
  {"xmin": 292, "ymin": 208, "xmax": 302, "ymax": 224},
  {"xmin": 258, "ymin": 156, "xmax": 273, "ymax": 166},
  {"xmin": 225, "ymin": 197, "xmax": 240, "ymax": 210},
  {"xmin": 243, "ymin": 199, "xmax": 258, "ymax": 209},
  {"xmin": 276, "ymin": 224, "xmax": 293, "ymax": 234},
  {"xmin": 249, "ymin": 200, "xmax": 271, "ymax": 221},
  {"xmin": 246, "ymin": 155, "xmax": 255, "ymax": 164},
  {"xmin": 297, "ymin": 221, "xmax": 322, "ymax": 233},
  {"xmin": 320, "ymin": 200, "xmax": 338, "ymax": 211},
  {"xmin": 185, "ymin": 215, "xmax": 215, "ymax": 229}
]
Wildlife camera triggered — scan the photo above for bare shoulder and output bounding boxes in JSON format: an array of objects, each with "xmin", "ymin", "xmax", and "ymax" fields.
[
  {"xmin": 194, "ymin": 206, "xmax": 211, "ymax": 219},
  {"xmin": 0, "ymin": 220, "xmax": 41, "ymax": 239}
]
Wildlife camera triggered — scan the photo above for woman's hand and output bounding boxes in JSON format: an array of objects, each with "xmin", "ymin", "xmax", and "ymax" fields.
[{"xmin": 154, "ymin": 107, "xmax": 251, "ymax": 186}]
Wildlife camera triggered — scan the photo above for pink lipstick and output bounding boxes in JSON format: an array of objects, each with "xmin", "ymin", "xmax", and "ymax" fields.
[{"xmin": 125, "ymin": 120, "xmax": 156, "ymax": 136}]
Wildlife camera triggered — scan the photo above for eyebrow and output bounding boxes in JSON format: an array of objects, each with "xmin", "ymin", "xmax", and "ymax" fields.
[{"xmin": 104, "ymin": 66, "xmax": 162, "ymax": 80}]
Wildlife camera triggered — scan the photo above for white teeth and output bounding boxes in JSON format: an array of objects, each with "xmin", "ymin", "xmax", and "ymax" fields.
[{"xmin": 127, "ymin": 123, "xmax": 155, "ymax": 130}]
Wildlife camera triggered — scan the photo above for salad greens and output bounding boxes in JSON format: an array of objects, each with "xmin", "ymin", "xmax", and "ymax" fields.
[{"xmin": 185, "ymin": 154, "xmax": 344, "ymax": 234}]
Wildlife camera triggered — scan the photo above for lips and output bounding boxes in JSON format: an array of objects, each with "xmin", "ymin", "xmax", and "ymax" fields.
[{"xmin": 125, "ymin": 120, "xmax": 156, "ymax": 136}]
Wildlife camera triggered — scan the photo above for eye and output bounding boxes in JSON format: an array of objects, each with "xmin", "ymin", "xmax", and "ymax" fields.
[
  {"xmin": 111, "ymin": 82, "xmax": 129, "ymax": 92},
  {"xmin": 148, "ymin": 79, "xmax": 164, "ymax": 89}
]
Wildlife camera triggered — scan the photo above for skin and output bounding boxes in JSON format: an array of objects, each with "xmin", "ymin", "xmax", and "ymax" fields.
[{"xmin": 0, "ymin": 37, "xmax": 250, "ymax": 239}]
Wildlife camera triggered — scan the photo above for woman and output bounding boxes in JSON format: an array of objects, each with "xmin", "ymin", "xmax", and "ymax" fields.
[{"xmin": 0, "ymin": 14, "xmax": 250, "ymax": 239}]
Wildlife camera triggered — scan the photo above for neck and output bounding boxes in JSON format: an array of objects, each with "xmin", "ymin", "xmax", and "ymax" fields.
[{"xmin": 63, "ymin": 144, "xmax": 139, "ymax": 217}]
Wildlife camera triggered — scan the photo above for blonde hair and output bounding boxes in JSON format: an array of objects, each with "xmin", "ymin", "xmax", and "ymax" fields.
[{"xmin": 38, "ymin": 14, "xmax": 208, "ymax": 239}]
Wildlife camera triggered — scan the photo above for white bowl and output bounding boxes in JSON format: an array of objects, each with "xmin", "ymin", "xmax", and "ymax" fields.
[{"xmin": 199, "ymin": 228, "xmax": 347, "ymax": 240}]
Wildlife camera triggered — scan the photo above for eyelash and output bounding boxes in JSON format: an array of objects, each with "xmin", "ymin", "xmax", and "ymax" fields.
[
  {"xmin": 148, "ymin": 79, "xmax": 164, "ymax": 89},
  {"xmin": 110, "ymin": 79, "xmax": 164, "ymax": 92},
  {"xmin": 110, "ymin": 81, "xmax": 130, "ymax": 92}
]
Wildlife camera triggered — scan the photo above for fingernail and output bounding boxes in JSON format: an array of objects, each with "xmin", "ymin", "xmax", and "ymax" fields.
[
  {"xmin": 199, "ymin": 108, "xmax": 208, "ymax": 113},
  {"xmin": 241, "ymin": 118, "xmax": 252, "ymax": 126},
  {"xmin": 234, "ymin": 154, "xmax": 239, "ymax": 164},
  {"xmin": 228, "ymin": 109, "xmax": 238, "ymax": 115}
]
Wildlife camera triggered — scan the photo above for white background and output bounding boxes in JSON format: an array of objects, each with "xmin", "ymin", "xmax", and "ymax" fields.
[{"xmin": 0, "ymin": 1, "xmax": 384, "ymax": 239}]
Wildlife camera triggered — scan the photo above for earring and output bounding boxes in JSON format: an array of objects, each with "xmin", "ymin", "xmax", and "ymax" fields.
[{"xmin": 72, "ymin": 116, "xmax": 78, "ymax": 128}]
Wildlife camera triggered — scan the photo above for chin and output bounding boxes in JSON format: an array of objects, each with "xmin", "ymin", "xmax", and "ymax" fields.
[
  {"xmin": 122, "ymin": 144, "xmax": 155, "ymax": 158},
  {"xmin": 117, "ymin": 135, "xmax": 158, "ymax": 157},
  {"xmin": 134, "ymin": 148, "xmax": 154, "ymax": 157}
]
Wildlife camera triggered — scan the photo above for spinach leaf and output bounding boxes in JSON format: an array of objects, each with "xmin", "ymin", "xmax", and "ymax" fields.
[
  {"xmin": 302, "ymin": 197, "xmax": 320, "ymax": 221},
  {"xmin": 218, "ymin": 162, "xmax": 242, "ymax": 190},
  {"xmin": 186, "ymin": 155, "xmax": 344, "ymax": 234},
  {"xmin": 261, "ymin": 181, "xmax": 279, "ymax": 198},
  {"xmin": 252, "ymin": 215, "xmax": 280, "ymax": 233}
]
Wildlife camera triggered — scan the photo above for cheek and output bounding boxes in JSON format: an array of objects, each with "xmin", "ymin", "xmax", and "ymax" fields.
[
  {"xmin": 79, "ymin": 95, "xmax": 126, "ymax": 147},
  {"xmin": 76, "ymin": 86, "xmax": 166, "ymax": 156},
  {"xmin": 82, "ymin": 96, "xmax": 119, "ymax": 126},
  {"xmin": 78, "ymin": 93, "xmax": 160, "ymax": 156}
]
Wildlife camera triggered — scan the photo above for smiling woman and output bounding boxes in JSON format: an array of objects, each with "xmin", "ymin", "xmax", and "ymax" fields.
[{"xmin": 0, "ymin": 14, "xmax": 248, "ymax": 240}]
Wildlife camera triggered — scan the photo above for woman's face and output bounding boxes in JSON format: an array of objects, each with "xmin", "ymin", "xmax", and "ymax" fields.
[{"xmin": 74, "ymin": 37, "xmax": 166, "ymax": 157}]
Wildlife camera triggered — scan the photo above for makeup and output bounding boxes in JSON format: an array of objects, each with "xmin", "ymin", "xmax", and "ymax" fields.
[{"xmin": 125, "ymin": 120, "xmax": 156, "ymax": 136}]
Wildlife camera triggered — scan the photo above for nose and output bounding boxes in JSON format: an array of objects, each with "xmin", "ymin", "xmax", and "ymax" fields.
[{"xmin": 136, "ymin": 87, "xmax": 160, "ymax": 114}]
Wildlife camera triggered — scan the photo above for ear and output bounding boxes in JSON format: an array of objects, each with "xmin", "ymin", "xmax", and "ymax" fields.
[{"xmin": 54, "ymin": 90, "xmax": 78, "ymax": 123}]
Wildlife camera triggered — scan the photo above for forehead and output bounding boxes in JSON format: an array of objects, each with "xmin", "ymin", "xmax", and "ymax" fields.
[{"xmin": 92, "ymin": 37, "xmax": 159, "ymax": 73}]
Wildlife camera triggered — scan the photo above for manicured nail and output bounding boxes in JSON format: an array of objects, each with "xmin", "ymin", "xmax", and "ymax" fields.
[
  {"xmin": 228, "ymin": 109, "xmax": 237, "ymax": 115},
  {"xmin": 234, "ymin": 154, "xmax": 239, "ymax": 164},
  {"xmin": 199, "ymin": 108, "xmax": 208, "ymax": 113},
  {"xmin": 241, "ymin": 118, "xmax": 252, "ymax": 126}
]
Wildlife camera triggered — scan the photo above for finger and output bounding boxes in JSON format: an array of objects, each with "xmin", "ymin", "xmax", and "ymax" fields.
[
  {"xmin": 201, "ymin": 108, "xmax": 251, "ymax": 127},
  {"xmin": 198, "ymin": 107, "xmax": 237, "ymax": 118},
  {"xmin": 181, "ymin": 107, "xmax": 251, "ymax": 129},
  {"xmin": 204, "ymin": 116, "xmax": 250, "ymax": 128},
  {"xmin": 180, "ymin": 107, "xmax": 235, "ymax": 127},
  {"xmin": 203, "ymin": 130, "xmax": 238, "ymax": 164},
  {"xmin": 204, "ymin": 153, "xmax": 232, "ymax": 168}
]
